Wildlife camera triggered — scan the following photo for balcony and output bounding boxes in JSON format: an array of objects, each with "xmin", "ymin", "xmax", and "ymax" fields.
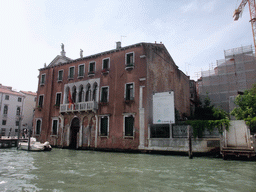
[{"xmin": 60, "ymin": 101, "xmax": 98, "ymax": 113}]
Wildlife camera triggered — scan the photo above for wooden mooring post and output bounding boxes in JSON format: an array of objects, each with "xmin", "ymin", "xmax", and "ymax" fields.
[{"xmin": 188, "ymin": 125, "xmax": 193, "ymax": 159}]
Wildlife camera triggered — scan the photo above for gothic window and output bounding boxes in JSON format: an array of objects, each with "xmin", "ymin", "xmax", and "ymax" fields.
[
  {"xmin": 78, "ymin": 86, "xmax": 83, "ymax": 103},
  {"xmin": 36, "ymin": 119, "xmax": 41, "ymax": 135},
  {"xmin": 85, "ymin": 84, "xmax": 91, "ymax": 102},
  {"xmin": 92, "ymin": 83, "xmax": 98, "ymax": 101}
]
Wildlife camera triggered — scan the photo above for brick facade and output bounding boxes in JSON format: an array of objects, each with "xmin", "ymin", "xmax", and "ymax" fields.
[{"xmin": 34, "ymin": 42, "xmax": 190, "ymax": 150}]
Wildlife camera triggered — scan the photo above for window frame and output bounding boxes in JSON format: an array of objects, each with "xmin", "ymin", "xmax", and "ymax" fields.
[
  {"xmin": 100, "ymin": 86, "xmax": 109, "ymax": 103},
  {"xmin": 78, "ymin": 64, "xmax": 85, "ymax": 78},
  {"xmin": 55, "ymin": 92, "xmax": 62, "ymax": 107},
  {"xmin": 18, "ymin": 97, "xmax": 22, "ymax": 102},
  {"xmin": 123, "ymin": 113, "xmax": 135, "ymax": 138},
  {"xmin": 40, "ymin": 73, "xmax": 46, "ymax": 85},
  {"xmin": 58, "ymin": 70, "xmax": 64, "ymax": 82},
  {"xmin": 99, "ymin": 115, "xmax": 109, "ymax": 137},
  {"xmin": 102, "ymin": 57, "xmax": 110, "ymax": 71},
  {"xmin": 35, "ymin": 118, "xmax": 42, "ymax": 135},
  {"xmin": 51, "ymin": 118, "xmax": 59, "ymax": 136},
  {"xmin": 125, "ymin": 52, "xmax": 135, "ymax": 65},
  {"xmin": 125, "ymin": 82, "xmax": 135, "ymax": 101},
  {"xmin": 5, "ymin": 95, "xmax": 9, "ymax": 100},
  {"xmin": 38, "ymin": 95, "xmax": 44, "ymax": 108},
  {"xmin": 88, "ymin": 61, "xmax": 96, "ymax": 75},
  {"xmin": 16, "ymin": 121, "xmax": 19, "ymax": 126},
  {"xmin": 68, "ymin": 66, "xmax": 75, "ymax": 79}
]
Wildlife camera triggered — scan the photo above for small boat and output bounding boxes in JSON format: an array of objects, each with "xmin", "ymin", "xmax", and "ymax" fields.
[{"xmin": 18, "ymin": 137, "xmax": 52, "ymax": 151}]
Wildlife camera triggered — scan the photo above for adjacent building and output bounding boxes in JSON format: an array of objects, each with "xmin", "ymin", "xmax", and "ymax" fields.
[
  {"xmin": 20, "ymin": 91, "xmax": 37, "ymax": 134},
  {"xmin": 198, "ymin": 45, "xmax": 256, "ymax": 114},
  {"xmin": 34, "ymin": 42, "xmax": 190, "ymax": 150},
  {"xmin": 0, "ymin": 84, "xmax": 25, "ymax": 137},
  {"xmin": 0, "ymin": 84, "xmax": 36, "ymax": 137}
]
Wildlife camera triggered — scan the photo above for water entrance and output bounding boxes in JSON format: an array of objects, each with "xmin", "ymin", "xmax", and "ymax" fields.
[{"xmin": 69, "ymin": 117, "xmax": 80, "ymax": 149}]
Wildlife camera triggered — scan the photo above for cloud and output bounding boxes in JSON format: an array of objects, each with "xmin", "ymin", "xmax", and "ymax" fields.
[
  {"xmin": 180, "ymin": 0, "xmax": 216, "ymax": 13},
  {"xmin": 180, "ymin": 0, "xmax": 198, "ymax": 13},
  {"xmin": 202, "ymin": 0, "xmax": 217, "ymax": 13}
]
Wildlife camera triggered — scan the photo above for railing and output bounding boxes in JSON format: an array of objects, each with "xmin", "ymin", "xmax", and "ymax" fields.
[
  {"xmin": 60, "ymin": 101, "xmax": 98, "ymax": 113},
  {"xmin": 172, "ymin": 125, "xmax": 220, "ymax": 138}
]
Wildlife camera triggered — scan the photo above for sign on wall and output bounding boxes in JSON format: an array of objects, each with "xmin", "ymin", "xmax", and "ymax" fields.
[{"xmin": 153, "ymin": 91, "xmax": 175, "ymax": 124}]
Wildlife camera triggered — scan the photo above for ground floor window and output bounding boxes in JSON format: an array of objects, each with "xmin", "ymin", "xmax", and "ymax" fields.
[
  {"xmin": 124, "ymin": 115, "xmax": 134, "ymax": 137},
  {"xmin": 36, "ymin": 119, "xmax": 41, "ymax": 135},
  {"xmin": 52, "ymin": 119, "xmax": 58, "ymax": 135},
  {"xmin": 150, "ymin": 124, "xmax": 170, "ymax": 138},
  {"xmin": 100, "ymin": 116, "xmax": 108, "ymax": 136}
]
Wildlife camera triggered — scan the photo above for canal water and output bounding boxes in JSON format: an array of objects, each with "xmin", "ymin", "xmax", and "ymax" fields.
[{"xmin": 0, "ymin": 148, "xmax": 256, "ymax": 192}]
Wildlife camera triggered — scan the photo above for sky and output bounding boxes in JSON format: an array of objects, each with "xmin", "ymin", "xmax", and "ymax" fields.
[{"xmin": 0, "ymin": 0, "xmax": 253, "ymax": 92}]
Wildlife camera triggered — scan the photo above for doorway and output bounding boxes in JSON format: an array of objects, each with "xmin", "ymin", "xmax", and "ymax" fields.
[{"xmin": 69, "ymin": 117, "xmax": 80, "ymax": 149}]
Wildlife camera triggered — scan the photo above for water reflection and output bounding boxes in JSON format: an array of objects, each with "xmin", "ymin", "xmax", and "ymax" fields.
[{"xmin": 0, "ymin": 148, "xmax": 256, "ymax": 191}]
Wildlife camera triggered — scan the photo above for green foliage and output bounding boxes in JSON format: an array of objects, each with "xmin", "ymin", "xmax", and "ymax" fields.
[
  {"xmin": 187, "ymin": 93, "xmax": 229, "ymax": 137},
  {"xmin": 192, "ymin": 94, "xmax": 229, "ymax": 120},
  {"xmin": 231, "ymin": 84, "xmax": 256, "ymax": 133},
  {"xmin": 186, "ymin": 119, "xmax": 230, "ymax": 138},
  {"xmin": 231, "ymin": 84, "xmax": 256, "ymax": 120}
]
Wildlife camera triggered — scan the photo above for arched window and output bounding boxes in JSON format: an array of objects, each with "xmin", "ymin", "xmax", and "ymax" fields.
[
  {"xmin": 85, "ymin": 84, "xmax": 91, "ymax": 101},
  {"xmin": 92, "ymin": 83, "xmax": 98, "ymax": 101},
  {"xmin": 72, "ymin": 86, "xmax": 77, "ymax": 103},
  {"xmin": 66, "ymin": 87, "xmax": 70, "ymax": 104},
  {"xmin": 78, "ymin": 85, "xmax": 83, "ymax": 103},
  {"xmin": 16, "ymin": 107, "xmax": 21, "ymax": 116},
  {"xmin": 36, "ymin": 119, "xmax": 41, "ymax": 135}
]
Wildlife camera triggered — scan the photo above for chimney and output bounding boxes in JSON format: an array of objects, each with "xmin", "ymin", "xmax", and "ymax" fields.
[{"xmin": 116, "ymin": 41, "xmax": 121, "ymax": 49}]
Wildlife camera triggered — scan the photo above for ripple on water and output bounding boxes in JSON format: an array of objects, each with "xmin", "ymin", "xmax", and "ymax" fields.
[{"xmin": 1, "ymin": 148, "xmax": 256, "ymax": 192}]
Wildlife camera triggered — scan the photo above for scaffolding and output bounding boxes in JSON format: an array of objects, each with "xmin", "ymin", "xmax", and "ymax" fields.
[{"xmin": 198, "ymin": 45, "xmax": 256, "ymax": 113}]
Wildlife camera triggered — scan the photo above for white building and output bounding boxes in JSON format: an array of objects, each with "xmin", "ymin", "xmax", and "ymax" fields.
[
  {"xmin": 0, "ymin": 84, "xmax": 36, "ymax": 137},
  {"xmin": 20, "ymin": 91, "xmax": 37, "ymax": 134},
  {"xmin": 0, "ymin": 84, "xmax": 24, "ymax": 137}
]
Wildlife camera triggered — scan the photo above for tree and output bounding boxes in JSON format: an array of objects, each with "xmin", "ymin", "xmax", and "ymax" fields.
[
  {"xmin": 231, "ymin": 84, "xmax": 256, "ymax": 132},
  {"xmin": 192, "ymin": 94, "xmax": 228, "ymax": 120},
  {"xmin": 231, "ymin": 84, "xmax": 256, "ymax": 120},
  {"xmin": 187, "ymin": 94, "xmax": 229, "ymax": 137}
]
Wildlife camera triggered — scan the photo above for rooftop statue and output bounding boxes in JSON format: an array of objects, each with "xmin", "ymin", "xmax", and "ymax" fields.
[
  {"xmin": 80, "ymin": 49, "xmax": 83, "ymax": 58},
  {"xmin": 61, "ymin": 43, "xmax": 64, "ymax": 52}
]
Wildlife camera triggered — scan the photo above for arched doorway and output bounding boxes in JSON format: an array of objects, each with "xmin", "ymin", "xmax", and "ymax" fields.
[{"xmin": 69, "ymin": 117, "xmax": 80, "ymax": 149}]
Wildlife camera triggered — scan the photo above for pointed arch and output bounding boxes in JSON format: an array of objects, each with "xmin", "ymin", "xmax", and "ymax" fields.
[
  {"xmin": 92, "ymin": 82, "xmax": 98, "ymax": 101},
  {"xmin": 85, "ymin": 83, "xmax": 91, "ymax": 101},
  {"xmin": 65, "ymin": 86, "xmax": 70, "ymax": 104},
  {"xmin": 72, "ymin": 86, "xmax": 77, "ymax": 103},
  {"xmin": 78, "ymin": 84, "xmax": 84, "ymax": 103}
]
